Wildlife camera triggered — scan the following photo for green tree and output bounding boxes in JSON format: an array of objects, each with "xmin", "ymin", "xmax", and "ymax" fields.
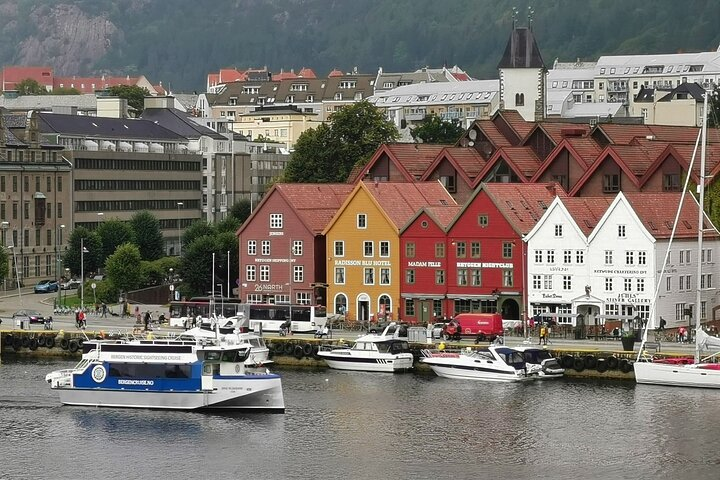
[
  {"xmin": 283, "ymin": 101, "xmax": 399, "ymax": 183},
  {"xmin": 228, "ymin": 198, "xmax": 252, "ymax": 224},
  {"xmin": 96, "ymin": 219, "xmax": 136, "ymax": 263},
  {"xmin": 0, "ymin": 247, "xmax": 9, "ymax": 285},
  {"xmin": 182, "ymin": 220, "xmax": 216, "ymax": 249},
  {"xmin": 63, "ymin": 227, "xmax": 103, "ymax": 278},
  {"xmin": 709, "ymin": 85, "xmax": 720, "ymax": 129},
  {"xmin": 107, "ymin": 84, "xmax": 150, "ymax": 115},
  {"xmin": 180, "ymin": 235, "xmax": 217, "ymax": 297},
  {"xmin": 53, "ymin": 86, "xmax": 81, "ymax": 95},
  {"xmin": 130, "ymin": 210, "xmax": 165, "ymax": 260},
  {"xmin": 410, "ymin": 114, "xmax": 465, "ymax": 144},
  {"xmin": 105, "ymin": 243, "xmax": 143, "ymax": 293},
  {"xmin": 16, "ymin": 78, "xmax": 47, "ymax": 95},
  {"xmin": 217, "ymin": 216, "xmax": 241, "ymax": 235}
]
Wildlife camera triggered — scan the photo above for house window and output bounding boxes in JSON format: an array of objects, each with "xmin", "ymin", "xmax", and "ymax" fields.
[
  {"xmin": 576, "ymin": 250, "xmax": 585, "ymax": 264},
  {"xmin": 555, "ymin": 225, "xmax": 563, "ymax": 237},
  {"xmin": 357, "ymin": 214, "xmax": 367, "ymax": 229},
  {"xmin": 515, "ymin": 93, "xmax": 525, "ymax": 106},
  {"xmin": 405, "ymin": 269, "xmax": 415, "ymax": 284},
  {"xmin": 270, "ymin": 213, "xmax": 283, "ymax": 228},
  {"xmin": 364, "ymin": 241, "xmax": 373, "ymax": 257},
  {"xmin": 626, "ymin": 251, "xmax": 634, "ymax": 265},
  {"xmin": 246, "ymin": 265, "xmax": 256, "ymax": 281},
  {"xmin": 471, "ymin": 242, "xmax": 480, "ymax": 258},
  {"xmin": 246, "ymin": 240, "xmax": 256, "ymax": 255},
  {"xmin": 379, "ymin": 241, "xmax": 390, "ymax": 257},
  {"xmin": 546, "ymin": 250, "xmax": 555, "ymax": 263},
  {"xmin": 292, "ymin": 240, "xmax": 303, "ymax": 256},
  {"xmin": 605, "ymin": 278, "xmax": 613, "ymax": 291},
  {"xmin": 260, "ymin": 265, "xmax": 270, "ymax": 282},
  {"xmin": 502, "ymin": 242, "xmax": 513, "ymax": 258},
  {"xmin": 618, "ymin": 225, "xmax": 626, "ymax": 238},
  {"xmin": 440, "ymin": 175, "xmax": 456, "ymax": 193},
  {"xmin": 564, "ymin": 250, "xmax": 572, "ymax": 264},
  {"xmin": 405, "ymin": 299, "xmax": 415, "ymax": 316},
  {"xmin": 605, "ymin": 250, "xmax": 613, "ymax": 264},
  {"xmin": 293, "ymin": 265, "xmax": 303, "ymax": 282},
  {"xmin": 503, "ymin": 270, "xmax": 513, "ymax": 287},
  {"xmin": 457, "ymin": 269, "xmax": 468, "ymax": 286},
  {"xmin": 679, "ymin": 276, "xmax": 685, "ymax": 290},
  {"xmin": 261, "ymin": 240, "xmax": 270, "ymax": 255},
  {"xmin": 334, "ymin": 241, "xmax": 344, "ymax": 257},
  {"xmin": 380, "ymin": 268, "xmax": 390, "ymax": 285},
  {"xmin": 543, "ymin": 275, "xmax": 552, "ymax": 290},
  {"xmin": 478, "ymin": 215, "xmax": 489, "ymax": 227},
  {"xmin": 562, "ymin": 275, "xmax": 571, "ymax": 290},
  {"xmin": 405, "ymin": 242, "xmax": 415, "ymax": 258},
  {"xmin": 535, "ymin": 250, "xmax": 543, "ymax": 263},
  {"xmin": 435, "ymin": 242, "xmax": 445, "ymax": 258},
  {"xmin": 663, "ymin": 174, "xmax": 680, "ymax": 191},
  {"xmin": 624, "ymin": 278, "xmax": 632, "ymax": 291},
  {"xmin": 532, "ymin": 275, "xmax": 541, "ymax": 289},
  {"xmin": 472, "ymin": 269, "xmax": 482, "ymax": 286},
  {"xmin": 335, "ymin": 267, "xmax": 345, "ymax": 284},
  {"xmin": 456, "ymin": 241, "xmax": 466, "ymax": 258},
  {"xmin": 435, "ymin": 270, "xmax": 445, "ymax": 285},
  {"xmin": 666, "ymin": 276, "xmax": 671, "ymax": 292},
  {"xmin": 675, "ymin": 303, "xmax": 685, "ymax": 322},
  {"xmin": 363, "ymin": 268, "xmax": 374, "ymax": 285},
  {"xmin": 638, "ymin": 251, "xmax": 647, "ymax": 265},
  {"xmin": 637, "ymin": 278, "xmax": 645, "ymax": 292},
  {"xmin": 603, "ymin": 174, "xmax": 620, "ymax": 193},
  {"xmin": 686, "ymin": 275, "xmax": 691, "ymax": 291}
]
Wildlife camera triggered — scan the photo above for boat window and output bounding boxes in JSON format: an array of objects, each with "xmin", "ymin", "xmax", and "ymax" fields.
[
  {"xmin": 222, "ymin": 349, "xmax": 249, "ymax": 363},
  {"xmin": 377, "ymin": 342, "xmax": 391, "ymax": 353},
  {"xmin": 389, "ymin": 342, "xmax": 409, "ymax": 354},
  {"xmin": 108, "ymin": 363, "xmax": 191, "ymax": 379},
  {"xmin": 206, "ymin": 352, "xmax": 221, "ymax": 361}
]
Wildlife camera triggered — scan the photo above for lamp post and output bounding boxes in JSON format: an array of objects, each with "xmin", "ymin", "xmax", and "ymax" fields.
[
  {"xmin": 177, "ymin": 202, "xmax": 184, "ymax": 256},
  {"xmin": 289, "ymin": 239, "xmax": 293, "ymax": 324},
  {"xmin": 217, "ymin": 283, "xmax": 224, "ymax": 316},
  {"xmin": 227, "ymin": 250, "xmax": 230, "ymax": 300},
  {"xmin": 97, "ymin": 212, "xmax": 104, "ymax": 225},
  {"xmin": 1, "ymin": 221, "xmax": 7, "ymax": 295},
  {"xmin": 64, "ymin": 268, "xmax": 70, "ymax": 306},
  {"xmin": 3, "ymin": 221, "xmax": 22, "ymax": 306}
]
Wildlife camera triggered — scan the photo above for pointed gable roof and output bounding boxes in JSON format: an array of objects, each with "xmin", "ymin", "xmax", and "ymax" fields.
[
  {"xmin": 480, "ymin": 182, "xmax": 565, "ymax": 235},
  {"xmin": 531, "ymin": 135, "xmax": 602, "ymax": 182},
  {"xmin": 475, "ymin": 146, "xmax": 542, "ymax": 186},
  {"xmin": 236, "ymin": 183, "xmax": 353, "ymax": 236},
  {"xmin": 568, "ymin": 147, "xmax": 642, "ymax": 196},
  {"xmin": 497, "ymin": 27, "xmax": 545, "ymax": 69},
  {"xmin": 560, "ymin": 197, "xmax": 614, "ymax": 235},
  {"xmin": 492, "ymin": 109, "xmax": 535, "ymax": 142},
  {"xmin": 420, "ymin": 147, "xmax": 486, "ymax": 184},
  {"xmin": 623, "ymin": 192, "xmax": 718, "ymax": 239},
  {"xmin": 350, "ymin": 143, "xmax": 446, "ymax": 183},
  {"xmin": 400, "ymin": 204, "xmax": 463, "ymax": 234}
]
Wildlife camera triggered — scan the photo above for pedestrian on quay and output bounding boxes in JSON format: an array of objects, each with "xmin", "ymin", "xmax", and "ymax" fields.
[
  {"xmin": 538, "ymin": 324, "xmax": 547, "ymax": 345},
  {"xmin": 143, "ymin": 311, "xmax": 152, "ymax": 331},
  {"xmin": 101, "ymin": 302, "xmax": 108, "ymax": 318}
]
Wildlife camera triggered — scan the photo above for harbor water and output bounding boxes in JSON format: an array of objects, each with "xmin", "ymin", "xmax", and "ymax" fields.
[{"xmin": 1, "ymin": 358, "xmax": 720, "ymax": 480}]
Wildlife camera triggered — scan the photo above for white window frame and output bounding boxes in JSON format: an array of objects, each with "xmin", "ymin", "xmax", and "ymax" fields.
[
  {"xmin": 335, "ymin": 267, "xmax": 345, "ymax": 285},
  {"xmin": 261, "ymin": 240, "xmax": 270, "ymax": 256},
  {"xmin": 246, "ymin": 265, "xmax": 256, "ymax": 281},
  {"xmin": 379, "ymin": 241, "xmax": 390, "ymax": 257},
  {"xmin": 292, "ymin": 240, "xmax": 303, "ymax": 256},
  {"xmin": 380, "ymin": 268, "xmax": 391, "ymax": 285},
  {"xmin": 270, "ymin": 213, "xmax": 283, "ymax": 229},
  {"xmin": 364, "ymin": 267, "xmax": 374, "ymax": 285},
  {"xmin": 357, "ymin": 213, "xmax": 367, "ymax": 229},
  {"xmin": 334, "ymin": 241, "xmax": 344, "ymax": 257},
  {"xmin": 363, "ymin": 241, "xmax": 374, "ymax": 257},
  {"xmin": 555, "ymin": 224, "xmax": 563, "ymax": 237},
  {"xmin": 247, "ymin": 240, "xmax": 256, "ymax": 256},
  {"xmin": 260, "ymin": 265, "xmax": 270, "ymax": 282},
  {"xmin": 293, "ymin": 265, "xmax": 303, "ymax": 283}
]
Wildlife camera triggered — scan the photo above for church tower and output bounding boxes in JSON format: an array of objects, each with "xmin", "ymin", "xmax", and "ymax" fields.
[{"xmin": 497, "ymin": 10, "xmax": 546, "ymax": 122}]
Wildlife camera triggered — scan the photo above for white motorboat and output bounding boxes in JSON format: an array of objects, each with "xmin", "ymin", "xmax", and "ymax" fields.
[
  {"xmin": 420, "ymin": 346, "xmax": 540, "ymax": 382},
  {"xmin": 514, "ymin": 346, "xmax": 565, "ymax": 378},
  {"xmin": 180, "ymin": 323, "xmax": 271, "ymax": 366},
  {"xmin": 316, "ymin": 322, "xmax": 414, "ymax": 372},
  {"xmin": 45, "ymin": 335, "xmax": 285, "ymax": 411}
]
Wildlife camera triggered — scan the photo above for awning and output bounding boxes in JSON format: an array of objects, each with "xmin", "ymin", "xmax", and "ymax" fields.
[
  {"xmin": 447, "ymin": 294, "xmax": 498, "ymax": 300},
  {"xmin": 401, "ymin": 294, "xmax": 445, "ymax": 300}
]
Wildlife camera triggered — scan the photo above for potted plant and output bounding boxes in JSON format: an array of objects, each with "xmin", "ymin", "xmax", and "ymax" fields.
[{"xmin": 621, "ymin": 330, "xmax": 636, "ymax": 351}]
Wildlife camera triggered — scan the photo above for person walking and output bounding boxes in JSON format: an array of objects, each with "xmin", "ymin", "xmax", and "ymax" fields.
[
  {"xmin": 539, "ymin": 324, "xmax": 547, "ymax": 345},
  {"xmin": 101, "ymin": 302, "xmax": 108, "ymax": 318}
]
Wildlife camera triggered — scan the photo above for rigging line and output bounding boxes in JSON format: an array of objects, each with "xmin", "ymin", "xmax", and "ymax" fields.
[{"xmin": 637, "ymin": 126, "xmax": 702, "ymax": 361}]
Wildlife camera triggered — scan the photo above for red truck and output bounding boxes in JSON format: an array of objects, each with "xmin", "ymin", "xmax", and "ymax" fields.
[{"xmin": 442, "ymin": 313, "xmax": 504, "ymax": 342}]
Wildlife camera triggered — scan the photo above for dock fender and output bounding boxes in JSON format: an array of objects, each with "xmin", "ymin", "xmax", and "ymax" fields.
[
  {"xmin": 293, "ymin": 344, "xmax": 305, "ymax": 360},
  {"xmin": 28, "ymin": 337, "xmax": 39, "ymax": 351},
  {"xmin": 596, "ymin": 358, "xmax": 608, "ymax": 373},
  {"xmin": 45, "ymin": 336, "xmax": 56, "ymax": 349},
  {"xmin": 284, "ymin": 342, "xmax": 295, "ymax": 355},
  {"xmin": 561, "ymin": 355, "xmax": 575, "ymax": 369},
  {"xmin": 60, "ymin": 338, "xmax": 69, "ymax": 350},
  {"xmin": 4, "ymin": 334, "xmax": 14, "ymax": 347},
  {"xmin": 68, "ymin": 339, "xmax": 79, "ymax": 353},
  {"xmin": 12, "ymin": 336, "xmax": 22, "ymax": 350},
  {"xmin": 619, "ymin": 359, "xmax": 633, "ymax": 374},
  {"xmin": 302, "ymin": 343, "xmax": 313, "ymax": 357},
  {"xmin": 606, "ymin": 355, "xmax": 619, "ymax": 370},
  {"xmin": 573, "ymin": 357, "xmax": 586, "ymax": 372},
  {"xmin": 21, "ymin": 336, "xmax": 30, "ymax": 348},
  {"xmin": 584, "ymin": 355, "xmax": 597, "ymax": 369},
  {"xmin": 37, "ymin": 335, "xmax": 47, "ymax": 347},
  {"xmin": 312, "ymin": 345, "xmax": 321, "ymax": 360}
]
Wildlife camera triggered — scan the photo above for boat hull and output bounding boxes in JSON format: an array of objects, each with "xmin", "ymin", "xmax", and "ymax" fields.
[
  {"xmin": 422, "ymin": 361, "xmax": 531, "ymax": 382},
  {"xmin": 634, "ymin": 361, "xmax": 720, "ymax": 389},
  {"xmin": 317, "ymin": 352, "xmax": 413, "ymax": 372},
  {"xmin": 54, "ymin": 376, "xmax": 285, "ymax": 411}
]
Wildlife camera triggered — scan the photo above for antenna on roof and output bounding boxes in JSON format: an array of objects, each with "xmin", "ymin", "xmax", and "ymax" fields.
[
  {"xmin": 527, "ymin": 6, "xmax": 535, "ymax": 29},
  {"xmin": 511, "ymin": 7, "xmax": 518, "ymax": 29}
]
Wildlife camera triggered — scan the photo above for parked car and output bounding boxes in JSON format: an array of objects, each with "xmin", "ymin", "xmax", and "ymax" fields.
[
  {"xmin": 12, "ymin": 309, "xmax": 46, "ymax": 324},
  {"xmin": 34, "ymin": 279, "xmax": 59, "ymax": 293},
  {"xmin": 431, "ymin": 322, "xmax": 448, "ymax": 339},
  {"xmin": 61, "ymin": 279, "xmax": 82, "ymax": 290}
]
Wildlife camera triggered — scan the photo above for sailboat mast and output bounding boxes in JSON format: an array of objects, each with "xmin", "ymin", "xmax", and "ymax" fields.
[{"xmin": 695, "ymin": 91, "xmax": 708, "ymax": 363}]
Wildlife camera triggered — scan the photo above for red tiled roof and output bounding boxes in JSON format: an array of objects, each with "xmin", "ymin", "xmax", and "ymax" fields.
[
  {"xmin": 594, "ymin": 124, "xmax": 656, "ymax": 145},
  {"xmin": 483, "ymin": 182, "xmax": 566, "ymax": 235},
  {"xmin": 497, "ymin": 110, "xmax": 534, "ymax": 139},
  {"xmin": 207, "ymin": 73, "xmax": 220, "ymax": 85},
  {"xmin": 609, "ymin": 141, "xmax": 670, "ymax": 176},
  {"xmin": 275, "ymin": 183, "xmax": 355, "ymax": 234},
  {"xmin": 53, "ymin": 75, "xmax": 143, "ymax": 94},
  {"xmin": 219, "ymin": 69, "xmax": 247, "ymax": 83},
  {"xmin": 671, "ymin": 143, "xmax": 720, "ymax": 179},
  {"xmin": 298, "ymin": 68, "xmax": 317, "ymax": 78},
  {"xmin": 500, "ymin": 146, "xmax": 542, "ymax": 177},
  {"xmin": 623, "ymin": 192, "xmax": 717, "ymax": 239},
  {"xmin": 328, "ymin": 69, "xmax": 343, "ymax": 77},
  {"xmin": 473, "ymin": 119, "xmax": 513, "ymax": 147},
  {"xmin": 423, "ymin": 205, "xmax": 463, "ymax": 228},
  {"xmin": 346, "ymin": 163, "xmax": 364, "ymax": 183},
  {"xmin": 364, "ymin": 181, "xmax": 457, "ymax": 229},
  {"xmin": 272, "ymin": 71, "xmax": 299, "ymax": 80},
  {"xmin": 536, "ymin": 122, "xmax": 591, "ymax": 144},
  {"xmin": 385, "ymin": 144, "xmax": 446, "ymax": 178},
  {"xmin": 561, "ymin": 197, "xmax": 614, "ymax": 235},
  {"xmin": 595, "ymin": 124, "xmax": 720, "ymax": 146},
  {"xmin": 2, "ymin": 66, "xmax": 53, "ymax": 90},
  {"xmin": 443, "ymin": 147, "xmax": 487, "ymax": 179},
  {"xmin": 451, "ymin": 72, "xmax": 472, "ymax": 81},
  {"xmin": 564, "ymin": 136, "xmax": 603, "ymax": 167}
]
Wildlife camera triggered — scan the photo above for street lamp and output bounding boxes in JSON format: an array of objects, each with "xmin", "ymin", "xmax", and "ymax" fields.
[
  {"xmin": 217, "ymin": 283, "xmax": 224, "ymax": 316},
  {"xmin": 2, "ymin": 221, "xmax": 22, "ymax": 306},
  {"xmin": 177, "ymin": 202, "xmax": 184, "ymax": 256},
  {"xmin": 97, "ymin": 212, "xmax": 104, "ymax": 224},
  {"xmin": 80, "ymin": 237, "xmax": 89, "ymax": 310},
  {"xmin": 56, "ymin": 224, "xmax": 65, "ymax": 308}
]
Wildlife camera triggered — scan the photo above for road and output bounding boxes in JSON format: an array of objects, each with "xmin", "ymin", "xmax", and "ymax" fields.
[{"xmin": 0, "ymin": 289, "xmax": 700, "ymax": 356}]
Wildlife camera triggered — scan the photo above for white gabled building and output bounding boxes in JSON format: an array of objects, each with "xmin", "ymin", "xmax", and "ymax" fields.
[{"xmin": 525, "ymin": 191, "xmax": 719, "ymax": 333}]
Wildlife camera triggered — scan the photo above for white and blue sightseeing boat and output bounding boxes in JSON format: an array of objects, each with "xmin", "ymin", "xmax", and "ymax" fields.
[{"xmin": 45, "ymin": 335, "xmax": 285, "ymax": 411}]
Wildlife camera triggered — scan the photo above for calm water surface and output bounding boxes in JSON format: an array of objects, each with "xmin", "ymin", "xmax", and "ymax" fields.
[{"xmin": 1, "ymin": 358, "xmax": 719, "ymax": 480}]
